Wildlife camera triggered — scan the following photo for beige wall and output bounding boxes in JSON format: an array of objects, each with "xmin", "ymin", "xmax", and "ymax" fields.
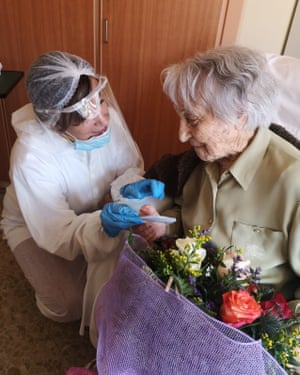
[
  {"xmin": 222, "ymin": 0, "xmax": 296, "ymax": 54},
  {"xmin": 284, "ymin": 1, "xmax": 300, "ymax": 57}
]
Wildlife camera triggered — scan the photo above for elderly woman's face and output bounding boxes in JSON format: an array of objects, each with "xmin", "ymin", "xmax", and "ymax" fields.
[{"xmin": 177, "ymin": 110, "xmax": 244, "ymax": 162}]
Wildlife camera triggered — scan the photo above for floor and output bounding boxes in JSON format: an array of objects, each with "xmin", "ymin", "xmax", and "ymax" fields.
[{"xmin": 0, "ymin": 190, "xmax": 96, "ymax": 375}]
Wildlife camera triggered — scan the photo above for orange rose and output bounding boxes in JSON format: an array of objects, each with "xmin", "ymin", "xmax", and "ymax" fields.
[{"xmin": 220, "ymin": 290, "xmax": 262, "ymax": 328}]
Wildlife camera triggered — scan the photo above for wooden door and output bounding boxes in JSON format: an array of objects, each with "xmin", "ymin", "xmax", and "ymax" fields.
[
  {"xmin": 101, "ymin": 0, "xmax": 227, "ymax": 169},
  {"xmin": 0, "ymin": 0, "xmax": 99, "ymax": 181}
]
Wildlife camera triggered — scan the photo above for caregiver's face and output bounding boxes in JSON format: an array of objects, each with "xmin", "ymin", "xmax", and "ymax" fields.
[
  {"xmin": 67, "ymin": 77, "xmax": 110, "ymax": 141},
  {"xmin": 176, "ymin": 109, "xmax": 241, "ymax": 162}
]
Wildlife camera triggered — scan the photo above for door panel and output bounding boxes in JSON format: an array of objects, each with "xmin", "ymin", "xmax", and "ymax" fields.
[
  {"xmin": 101, "ymin": 0, "xmax": 226, "ymax": 168},
  {"xmin": 0, "ymin": 0, "xmax": 97, "ymax": 181}
]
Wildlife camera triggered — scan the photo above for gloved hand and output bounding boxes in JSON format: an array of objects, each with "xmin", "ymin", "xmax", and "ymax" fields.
[
  {"xmin": 100, "ymin": 202, "xmax": 144, "ymax": 237},
  {"xmin": 120, "ymin": 179, "xmax": 165, "ymax": 200}
]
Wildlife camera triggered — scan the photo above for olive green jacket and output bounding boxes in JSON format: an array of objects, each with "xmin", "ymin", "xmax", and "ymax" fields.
[{"xmin": 146, "ymin": 124, "xmax": 300, "ymax": 298}]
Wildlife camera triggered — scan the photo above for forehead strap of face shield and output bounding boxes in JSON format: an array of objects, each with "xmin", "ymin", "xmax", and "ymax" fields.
[
  {"xmin": 35, "ymin": 75, "xmax": 108, "ymax": 118},
  {"xmin": 60, "ymin": 75, "xmax": 108, "ymax": 115}
]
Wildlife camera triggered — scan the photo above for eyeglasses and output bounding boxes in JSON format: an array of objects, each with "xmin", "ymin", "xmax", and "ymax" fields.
[{"xmin": 60, "ymin": 75, "xmax": 108, "ymax": 120}]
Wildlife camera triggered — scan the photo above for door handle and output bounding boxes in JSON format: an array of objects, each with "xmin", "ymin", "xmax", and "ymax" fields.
[{"xmin": 104, "ymin": 18, "xmax": 109, "ymax": 43}]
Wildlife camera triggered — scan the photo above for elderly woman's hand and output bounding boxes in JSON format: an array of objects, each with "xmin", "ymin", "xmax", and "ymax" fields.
[
  {"xmin": 98, "ymin": 192, "xmax": 113, "ymax": 209},
  {"xmin": 133, "ymin": 204, "xmax": 166, "ymax": 242}
]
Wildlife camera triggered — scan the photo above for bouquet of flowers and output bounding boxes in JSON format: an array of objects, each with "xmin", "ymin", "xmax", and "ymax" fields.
[{"xmin": 133, "ymin": 225, "xmax": 300, "ymax": 374}]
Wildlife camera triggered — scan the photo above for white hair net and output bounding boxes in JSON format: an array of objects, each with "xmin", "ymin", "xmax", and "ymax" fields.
[{"xmin": 25, "ymin": 51, "xmax": 96, "ymax": 125}]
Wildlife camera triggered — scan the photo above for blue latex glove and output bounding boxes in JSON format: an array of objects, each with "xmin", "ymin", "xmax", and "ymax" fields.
[
  {"xmin": 100, "ymin": 202, "xmax": 144, "ymax": 237},
  {"xmin": 120, "ymin": 179, "xmax": 165, "ymax": 200}
]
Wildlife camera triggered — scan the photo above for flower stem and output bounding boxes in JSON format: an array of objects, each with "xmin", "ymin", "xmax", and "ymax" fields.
[{"xmin": 165, "ymin": 276, "xmax": 174, "ymax": 292}]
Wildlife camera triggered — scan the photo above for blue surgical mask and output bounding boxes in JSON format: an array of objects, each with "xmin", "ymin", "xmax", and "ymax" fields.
[{"xmin": 73, "ymin": 127, "xmax": 111, "ymax": 151}]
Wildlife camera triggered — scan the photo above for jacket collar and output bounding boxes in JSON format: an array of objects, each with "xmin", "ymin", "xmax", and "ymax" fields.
[
  {"xmin": 205, "ymin": 127, "xmax": 270, "ymax": 190},
  {"xmin": 228, "ymin": 127, "xmax": 270, "ymax": 190}
]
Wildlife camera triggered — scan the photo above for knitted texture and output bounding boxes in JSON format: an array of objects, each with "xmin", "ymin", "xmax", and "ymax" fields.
[{"xmin": 95, "ymin": 235, "xmax": 287, "ymax": 375}]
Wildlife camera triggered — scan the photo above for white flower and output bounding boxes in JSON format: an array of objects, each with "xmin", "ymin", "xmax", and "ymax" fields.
[
  {"xmin": 176, "ymin": 238, "xmax": 199, "ymax": 254},
  {"xmin": 234, "ymin": 259, "xmax": 252, "ymax": 280},
  {"xmin": 218, "ymin": 254, "xmax": 251, "ymax": 279},
  {"xmin": 175, "ymin": 237, "xmax": 206, "ymax": 274},
  {"xmin": 235, "ymin": 260, "xmax": 251, "ymax": 270},
  {"xmin": 188, "ymin": 259, "xmax": 204, "ymax": 274}
]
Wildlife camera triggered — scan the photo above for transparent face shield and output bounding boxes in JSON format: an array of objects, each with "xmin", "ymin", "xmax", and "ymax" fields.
[
  {"xmin": 35, "ymin": 75, "xmax": 110, "ymax": 124},
  {"xmin": 60, "ymin": 75, "xmax": 108, "ymax": 120},
  {"xmin": 35, "ymin": 74, "xmax": 143, "ymax": 160}
]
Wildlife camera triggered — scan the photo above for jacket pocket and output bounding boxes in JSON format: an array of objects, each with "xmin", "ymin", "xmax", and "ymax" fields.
[{"xmin": 231, "ymin": 221, "xmax": 285, "ymax": 268}]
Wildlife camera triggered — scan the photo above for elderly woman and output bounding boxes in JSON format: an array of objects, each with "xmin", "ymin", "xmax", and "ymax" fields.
[{"xmin": 138, "ymin": 45, "xmax": 300, "ymax": 302}]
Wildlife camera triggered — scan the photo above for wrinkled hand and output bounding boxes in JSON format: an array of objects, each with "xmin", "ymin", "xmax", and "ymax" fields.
[
  {"xmin": 133, "ymin": 205, "xmax": 167, "ymax": 242},
  {"xmin": 120, "ymin": 179, "xmax": 165, "ymax": 200},
  {"xmin": 100, "ymin": 202, "xmax": 143, "ymax": 237},
  {"xmin": 98, "ymin": 192, "xmax": 113, "ymax": 209}
]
